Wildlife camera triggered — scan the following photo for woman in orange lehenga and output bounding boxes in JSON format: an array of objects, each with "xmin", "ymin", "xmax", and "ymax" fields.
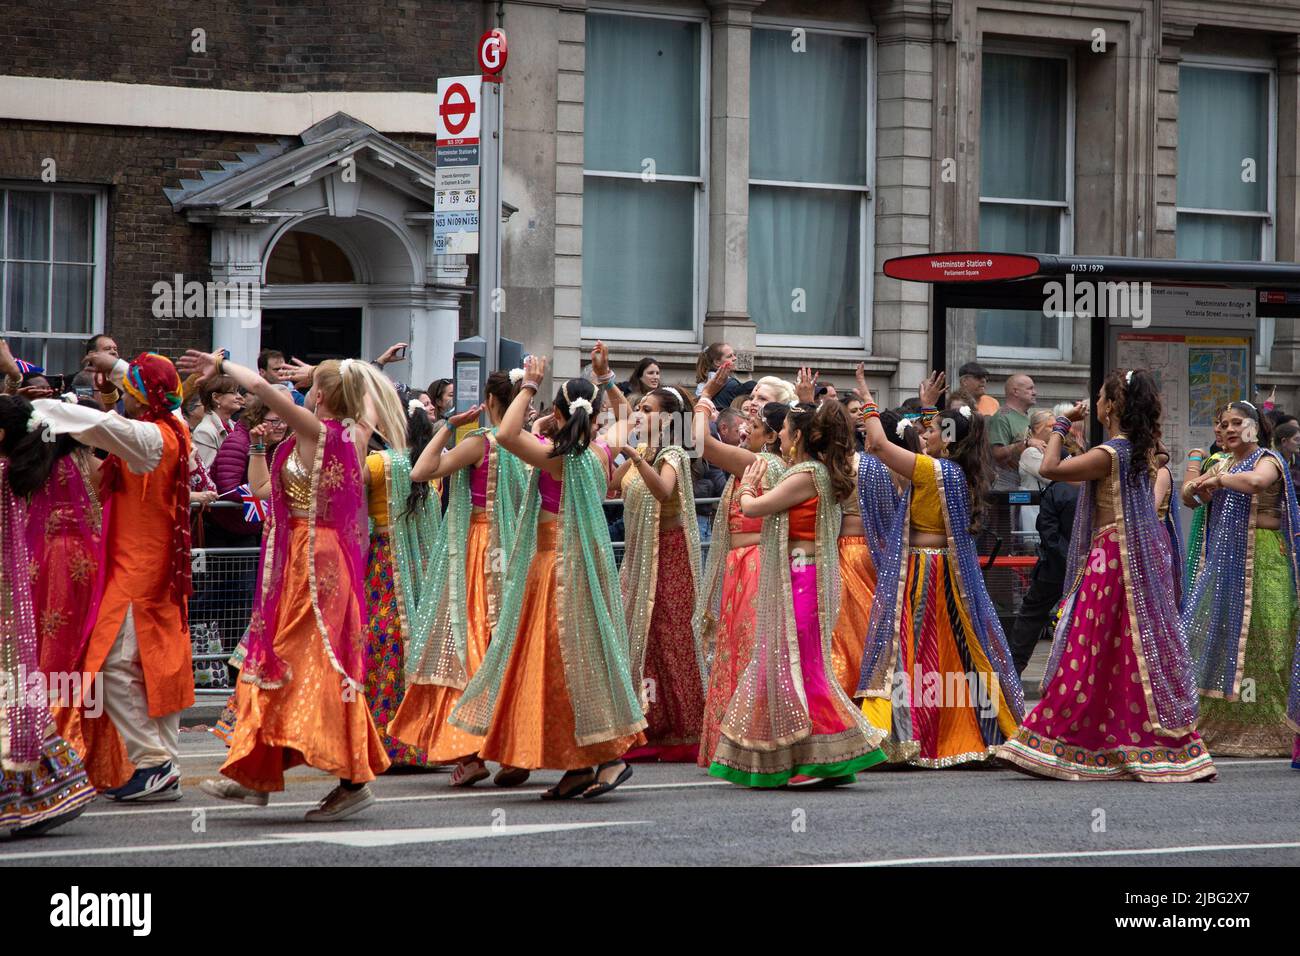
[
  {"xmin": 389, "ymin": 371, "xmax": 528, "ymax": 786},
  {"xmin": 691, "ymin": 368, "xmax": 791, "ymax": 768},
  {"xmin": 450, "ymin": 348, "xmax": 646, "ymax": 800},
  {"xmin": 181, "ymin": 352, "xmax": 389, "ymax": 822}
]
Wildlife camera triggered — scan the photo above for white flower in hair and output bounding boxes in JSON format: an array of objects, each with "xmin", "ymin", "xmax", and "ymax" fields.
[
  {"xmin": 568, "ymin": 396, "xmax": 594, "ymax": 415},
  {"xmin": 339, "ymin": 358, "xmax": 355, "ymax": 375},
  {"xmin": 1125, "ymin": 370, "xmax": 1133, "ymax": 385},
  {"xmin": 788, "ymin": 399, "xmax": 800, "ymax": 409},
  {"xmin": 509, "ymin": 368, "xmax": 525, "ymax": 384},
  {"xmin": 407, "ymin": 398, "xmax": 424, "ymax": 415},
  {"xmin": 958, "ymin": 405, "xmax": 972, "ymax": 419},
  {"xmin": 895, "ymin": 419, "xmax": 912, "ymax": 439},
  {"xmin": 26, "ymin": 410, "xmax": 47, "ymax": 435}
]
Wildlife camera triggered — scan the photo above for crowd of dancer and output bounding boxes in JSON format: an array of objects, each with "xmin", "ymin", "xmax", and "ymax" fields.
[{"xmin": 2, "ymin": 332, "xmax": 1299, "ymax": 837}]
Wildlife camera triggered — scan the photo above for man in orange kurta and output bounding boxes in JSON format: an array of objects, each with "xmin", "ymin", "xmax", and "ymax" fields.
[{"xmin": 36, "ymin": 352, "xmax": 194, "ymax": 800}]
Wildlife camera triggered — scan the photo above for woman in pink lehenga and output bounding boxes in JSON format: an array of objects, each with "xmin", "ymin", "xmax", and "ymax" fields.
[{"xmin": 0, "ymin": 392, "xmax": 95, "ymax": 836}]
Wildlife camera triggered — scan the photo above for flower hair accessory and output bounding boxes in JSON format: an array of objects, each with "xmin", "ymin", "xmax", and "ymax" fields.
[
  {"xmin": 339, "ymin": 358, "xmax": 356, "ymax": 376},
  {"xmin": 895, "ymin": 419, "xmax": 912, "ymax": 439},
  {"xmin": 1125, "ymin": 370, "xmax": 1133, "ymax": 386},
  {"xmin": 26, "ymin": 409, "xmax": 47, "ymax": 436},
  {"xmin": 509, "ymin": 368, "xmax": 525, "ymax": 384},
  {"xmin": 958, "ymin": 405, "xmax": 972, "ymax": 419},
  {"xmin": 407, "ymin": 398, "xmax": 424, "ymax": 415},
  {"xmin": 568, "ymin": 396, "xmax": 594, "ymax": 416}
]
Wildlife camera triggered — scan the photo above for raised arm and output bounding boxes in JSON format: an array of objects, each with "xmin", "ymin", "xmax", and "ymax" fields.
[
  {"xmin": 178, "ymin": 350, "xmax": 320, "ymax": 450},
  {"xmin": 1039, "ymin": 404, "xmax": 1110, "ymax": 482},
  {"xmin": 691, "ymin": 394, "xmax": 756, "ymax": 478},
  {"xmin": 410, "ymin": 406, "xmax": 487, "ymax": 481},
  {"xmin": 497, "ymin": 354, "xmax": 563, "ymax": 477},
  {"xmin": 854, "ymin": 362, "xmax": 917, "ymax": 480}
]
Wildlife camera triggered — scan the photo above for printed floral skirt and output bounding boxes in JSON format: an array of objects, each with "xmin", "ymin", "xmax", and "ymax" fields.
[
  {"xmin": 389, "ymin": 512, "xmax": 492, "ymax": 763},
  {"xmin": 1, "ymin": 730, "xmax": 95, "ymax": 832},
  {"xmin": 998, "ymin": 527, "xmax": 1217, "ymax": 782},
  {"xmin": 363, "ymin": 532, "xmax": 432, "ymax": 767},
  {"xmin": 626, "ymin": 525, "xmax": 704, "ymax": 763}
]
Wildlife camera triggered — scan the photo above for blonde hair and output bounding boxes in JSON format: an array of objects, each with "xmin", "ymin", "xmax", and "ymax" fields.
[
  {"xmin": 754, "ymin": 375, "xmax": 797, "ymax": 406},
  {"xmin": 310, "ymin": 359, "xmax": 368, "ymax": 431},
  {"xmin": 353, "ymin": 361, "xmax": 408, "ymax": 452}
]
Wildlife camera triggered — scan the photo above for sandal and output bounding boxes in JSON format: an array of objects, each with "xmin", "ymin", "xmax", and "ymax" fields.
[
  {"xmin": 582, "ymin": 760, "xmax": 632, "ymax": 799},
  {"xmin": 540, "ymin": 769, "xmax": 597, "ymax": 801},
  {"xmin": 450, "ymin": 759, "xmax": 489, "ymax": 788},
  {"xmin": 494, "ymin": 766, "xmax": 531, "ymax": 788}
]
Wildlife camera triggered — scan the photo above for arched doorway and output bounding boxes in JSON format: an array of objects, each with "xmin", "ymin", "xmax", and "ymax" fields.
[{"xmin": 261, "ymin": 229, "xmax": 362, "ymax": 364}]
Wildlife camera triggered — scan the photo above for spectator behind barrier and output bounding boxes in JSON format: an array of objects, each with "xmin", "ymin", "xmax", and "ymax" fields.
[
  {"xmin": 988, "ymin": 373, "xmax": 1040, "ymax": 491},
  {"xmin": 958, "ymin": 361, "xmax": 1000, "ymax": 417}
]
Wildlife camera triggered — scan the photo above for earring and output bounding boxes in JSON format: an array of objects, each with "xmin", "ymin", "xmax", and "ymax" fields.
[{"xmin": 784, "ymin": 445, "xmax": 795, "ymax": 464}]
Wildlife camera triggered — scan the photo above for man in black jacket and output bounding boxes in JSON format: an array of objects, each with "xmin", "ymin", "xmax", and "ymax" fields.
[{"xmin": 1007, "ymin": 478, "xmax": 1080, "ymax": 675}]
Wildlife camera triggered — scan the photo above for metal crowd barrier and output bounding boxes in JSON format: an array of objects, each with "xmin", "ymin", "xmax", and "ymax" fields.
[{"xmin": 187, "ymin": 492, "xmax": 1045, "ymax": 695}]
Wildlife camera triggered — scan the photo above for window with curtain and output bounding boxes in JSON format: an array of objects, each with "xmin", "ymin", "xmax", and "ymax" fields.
[
  {"xmin": 748, "ymin": 27, "xmax": 868, "ymax": 343},
  {"xmin": 581, "ymin": 12, "xmax": 702, "ymax": 337},
  {"xmin": 1, "ymin": 186, "xmax": 101, "ymax": 375},
  {"xmin": 1176, "ymin": 64, "xmax": 1273, "ymax": 362},
  {"xmin": 977, "ymin": 52, "xmax": 1071, "ymax": 358}
]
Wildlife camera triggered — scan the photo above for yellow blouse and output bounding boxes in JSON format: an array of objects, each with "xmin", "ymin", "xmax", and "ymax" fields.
[
  {"xmin": 365, "ymin": 452, "xmax": 389, "ymax": 527},
  {"xmin": 621, "ymin": 446, "xmax": 682, "ymax": 520},
  {"xmin": 909, "ymin": 454, "xmax": 945, "ymax": 535}
]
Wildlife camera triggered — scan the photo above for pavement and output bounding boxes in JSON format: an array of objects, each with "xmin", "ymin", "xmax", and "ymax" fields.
[{"xmin": 7, "ymin": 643, "xmax": 1295, "ymax": 867}]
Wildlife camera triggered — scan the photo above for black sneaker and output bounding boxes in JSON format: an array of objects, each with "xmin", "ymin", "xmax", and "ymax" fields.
[{"xmin": 102, "ymin": 762, "xmax": 182, "ymax": 802}]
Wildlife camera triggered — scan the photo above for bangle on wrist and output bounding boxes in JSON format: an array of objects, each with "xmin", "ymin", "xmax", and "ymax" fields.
[{"xmin": 520, "ymin": 380, "xmax": 540, "ymax": 393}]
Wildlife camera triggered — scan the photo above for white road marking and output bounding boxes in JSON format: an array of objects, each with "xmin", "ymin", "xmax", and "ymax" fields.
[
  {"xmin": 0, "ymin": 821, "xmax": 648, "ymax": 862},
  {"xmin": 81, "ymin": 779, "xmax": 729, "ymax": 818},
  {"xmin": 813, "ymin": 841, "xmax": 1300, "ymax": 867}
]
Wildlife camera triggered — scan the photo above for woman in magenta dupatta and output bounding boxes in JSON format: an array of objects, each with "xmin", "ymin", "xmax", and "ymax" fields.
[
  {"xmin": 178, "ymin": 352, "xmax": 388, "ymax": 823},
  {"xmin": 998, "ymin": 370, "xmax": 1216, "ymax": 782},
  {"xmin": 0, "ymin": 393, "xmax": 95, "ymax": 836}
]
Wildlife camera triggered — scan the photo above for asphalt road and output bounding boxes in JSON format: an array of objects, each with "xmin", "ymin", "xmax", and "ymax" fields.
[{"xmin": 2, "ymin": 731, "xmax": 1297, "ymax": 867}]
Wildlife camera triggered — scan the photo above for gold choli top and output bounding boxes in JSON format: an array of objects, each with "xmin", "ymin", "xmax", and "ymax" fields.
[
  {"xmin": 621, "ymin": 448, "xmax": 683, "ymax": 520},
  {"xmin": 282, "ymin": 447, "xmax": 313, "ymax": 512},
  {"xmin": 1156, "ymin": 482, "xmax": 1172, "ymax": 521},
  {"xmin": 1256, "ymin": 458, "xmax": 1283, "ymax": 519},
  {"xmin": 365, "ymin": 452, "xmax": 389, "ymax": 527}
]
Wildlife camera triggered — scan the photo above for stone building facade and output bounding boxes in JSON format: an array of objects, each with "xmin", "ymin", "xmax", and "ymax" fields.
[{"xmin": 2, "ymin": 0, "xmax": 1299, "ymax": 408}]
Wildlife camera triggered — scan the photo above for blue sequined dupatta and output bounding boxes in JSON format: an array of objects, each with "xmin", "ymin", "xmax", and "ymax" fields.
[
  {"xmin": 1183, "ymin": 448, "xmax": 1300, "ymax": 725},
  {"xmin": 857, "ymin": 451, "xmax": 901, "ymax": 568}
]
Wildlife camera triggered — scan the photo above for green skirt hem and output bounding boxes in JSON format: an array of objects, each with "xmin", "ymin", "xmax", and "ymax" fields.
[{"xmin": 708, "ymin": 748, "xmax": 887, "ymax": 789}]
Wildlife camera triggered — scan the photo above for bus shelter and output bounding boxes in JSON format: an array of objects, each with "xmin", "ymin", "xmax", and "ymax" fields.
[{"xmin": 882, "ymin": 251, "xmax": 1300, "ymax": 623}]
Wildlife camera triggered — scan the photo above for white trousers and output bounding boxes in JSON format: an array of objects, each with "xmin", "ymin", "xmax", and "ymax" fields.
[{"xmin": 102, "ymin": 606, "xmax": 181, "ymax": 772}]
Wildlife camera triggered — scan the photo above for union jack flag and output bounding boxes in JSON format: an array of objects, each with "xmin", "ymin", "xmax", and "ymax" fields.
[
  {"xmin": 14, "ymin": 358, "xmax": 43, "ymax": 374},
  {"xmin": 237, "ymin": 484, "xmax": 267, "ymax": 523}
]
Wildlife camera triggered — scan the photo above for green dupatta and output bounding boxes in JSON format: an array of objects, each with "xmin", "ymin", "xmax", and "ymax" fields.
[
  {"xmin": 450, "ymin": 444, "xmax": 647, "ymax": 746},
  {"xmin": 403, "ymin": 429, "xmax": 527, "ymax": 688},
  {"xmin": 620, "ymin": 444, "xmax": 704, "ymax": 694},
  {"xmin": 691, "ymin": 452, "xmax": 784, "ymax": 671},
  {"xmin": 380, "ymin": 448, "xmax": 441, "ymax": 647}
]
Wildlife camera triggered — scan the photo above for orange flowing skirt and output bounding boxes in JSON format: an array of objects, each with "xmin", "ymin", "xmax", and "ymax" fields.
[
  {"xmin": 220, "ymin": 519, "xmax": 391, "ymax": 791},
  {"xmin": 477, "ymin": 521, "xmax": 645, "ymax": 770},
  {"xmin": 830, "ymin": 536, "xmax": 876, "ymax": 699},
  {"xmin": 389, "ymin": 512, "xmax": 491, "ymax": 762}
]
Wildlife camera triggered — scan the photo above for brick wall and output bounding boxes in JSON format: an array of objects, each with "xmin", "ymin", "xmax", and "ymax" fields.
[
  {"xmin": 0, "ymin": 0, "xmax": 482, "ymax": 92},
  {"xmin": 1, "ymin": 122, "xmax": 441, "ymax": 356}
]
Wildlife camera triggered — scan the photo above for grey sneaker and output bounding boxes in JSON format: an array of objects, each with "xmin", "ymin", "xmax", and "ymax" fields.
[
  {"xmin": 200, "ymin": 778, "xmax": 270, "ymax": 806},
  {"xmin": 304, "ymin": 784, "xmax": 374, "ymax": 822}
]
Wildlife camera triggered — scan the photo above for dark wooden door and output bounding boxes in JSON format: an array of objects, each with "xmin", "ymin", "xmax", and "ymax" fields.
[{"xmin": 260, "ymin": 308, "xmax": 362, "ymax": 365}]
